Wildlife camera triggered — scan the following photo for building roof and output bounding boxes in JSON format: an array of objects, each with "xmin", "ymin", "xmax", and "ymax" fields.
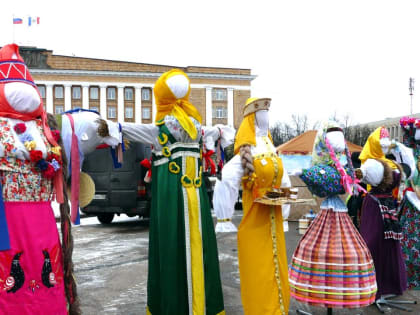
[
  {"xmin": 12, "ymin": 46, "xmax": 256, "ymax": 81},
  {"xmin": 276, "ymin": 130, "xmax": 363, "ymax": 155},
  {"xmin": 355, "ymin": 113, "xmax": 420, "ymax": 128},
  {"xmin": 9, "ymin": 46, "xmax": 257, "ymax": 86}
]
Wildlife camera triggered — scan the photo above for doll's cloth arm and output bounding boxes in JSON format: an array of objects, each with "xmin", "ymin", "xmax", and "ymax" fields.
[
  {"xmin": 120, "ymin": 122, "xmax": 159, "ymax": 145},
  {"xmin": 213, "ymin": 154, "xmax": 243, "ymax": 232}
]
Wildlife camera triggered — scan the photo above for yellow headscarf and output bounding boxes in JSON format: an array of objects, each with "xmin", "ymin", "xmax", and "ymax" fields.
[
  {"xmin": 154, "ymin": 69, "xmax": 202, "ymax": 140},
  {"xmin": 359, "ymin": 126, "xmax": 397, "ymax": 169},
  {"xmin": 234, "ymin": 98, "xmax": 273, "ymax": 155}
]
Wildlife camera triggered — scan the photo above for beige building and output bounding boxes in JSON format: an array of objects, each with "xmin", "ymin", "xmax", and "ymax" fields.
[{"xmin": 18, "ymin": 46, "xmax": 255, "ymax": 129}]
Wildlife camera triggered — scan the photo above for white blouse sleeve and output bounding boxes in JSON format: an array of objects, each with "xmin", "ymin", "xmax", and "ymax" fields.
[
  {"xmin": 202, "ymin": 126, "xmax": 221, "ymax": 152},
  {"xmin": 281, "ymin": 169, "xmax": 292, "ymax": 188},
  {"xmin": 202, "ymin": 125, "xmax": 236, "ymax": 150},
  {"xmin": 121, "ymin": 123, "xmax": 159, "ymax": 145},
  {"xmin": 280, "ymin": 166, "xmax": 292, "ymax": 232},
  {"xmin": 391, "ymin": 142, "xmax": 415, "ymax": 180},
  {"xmin": 213, "ymin": 154, "xmax": 243, "ymax": 232}
]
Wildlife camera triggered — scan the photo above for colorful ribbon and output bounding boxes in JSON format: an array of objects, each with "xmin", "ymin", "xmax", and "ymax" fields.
[
  {"xmin": 0, "ymin": 183, "xmax": 10, "ymax": 251},
  {"xmin": 290, "ymin": 292, "xmax": 375, "ymax": 306},
  {"xmin": 110, "ymin": 123, "xmax": 125, "ymax": 168},
  {"xmin": 324, "ymin": 137, "xmax": 354, "ymax": 195},
  {"xmin": 66, "ymin": 114, "xmax": 80, "ymax": 225},
  {"xmin": 140, "ymin": 158, "xmax": 152, "ymax": 181},
  {"xmin": 202, "ymin": 149, "xmax": 216, "ymax": 175}
]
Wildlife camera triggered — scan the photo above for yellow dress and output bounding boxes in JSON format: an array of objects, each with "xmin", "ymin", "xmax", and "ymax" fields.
[{"xmin": 238, "ymin": 147, "xmax": 290, "ymax": 315}]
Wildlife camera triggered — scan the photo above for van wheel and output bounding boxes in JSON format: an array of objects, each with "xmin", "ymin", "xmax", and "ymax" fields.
[{"xmin": 97, "ymin": 213, "xmax": 114, "ymax": 224}]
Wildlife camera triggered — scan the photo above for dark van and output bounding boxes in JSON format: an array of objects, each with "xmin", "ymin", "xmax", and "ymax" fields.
[{"xmin": 81, "ymin": 142, "xmax": 152, "ymax": 224}]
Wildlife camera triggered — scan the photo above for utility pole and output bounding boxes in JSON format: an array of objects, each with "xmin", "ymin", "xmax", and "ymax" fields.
[{"xmin": 409, "ymin": 77, "xmax": 415, "ymax": 115}]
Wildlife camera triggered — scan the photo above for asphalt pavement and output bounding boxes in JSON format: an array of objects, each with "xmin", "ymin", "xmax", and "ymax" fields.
[{"xmin": 72, "ymin": 213, "xmax": 420, "ymax": 315}]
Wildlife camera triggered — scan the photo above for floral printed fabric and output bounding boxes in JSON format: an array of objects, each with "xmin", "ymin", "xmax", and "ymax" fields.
[
  {"xmin": 164, "ymin": 115, "xmax": 201, "ymax": 143},
  {"xmin": 400, "ymin": 195, "xmax": 420, "ymax": 289},
  {"xmin": 1, "ymin": 171, "xmax": 53, "ymax": 201},
  {"xmin": 300, "ymin": 164, "xmax": 347, "ymax": 198},
  {"xmin": 0, "ymin": 118, "xmax": 54, "ymax": 201}
]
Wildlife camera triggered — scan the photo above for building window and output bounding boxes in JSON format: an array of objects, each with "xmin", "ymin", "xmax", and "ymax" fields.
[
  {"xmin": 125, "ymin": 107, "xmax": 134, "ymax": 119},
  {"xmin": 108, "ymin": 106, "xmax": 117, "ymax": 119},
  {"xmin": 142, "ymin": 107, "xmax": 151, "ymax": 119},
  {"xmin": 90, "ymin": 106, "xmax": 99, "ymax": 113},
  {"xmin": 125, "ymin": 88, "xmax": 134, "ymax": 101},
  {"xmin": 212, "ymin": 89, "xmax": 227, "ymax": 101},
  {"xmin": 72, "ymin": 86, "xmax": 81, "ymax": 99},
  {"xmin": 107, "ymin": 87, "xmax": 116, "ymax": 100},
  {"xmin": 213, "ymin": 106, "xmax": 227, "ymax": 118},
  {"xmin": 90, "ymin": 87, "xmax": 99, "ymax": 99},
  {"xmin": 38, "ymin": 85, "xmax": 46, "ymax": 98},
  {"xmin": 142, "ymin": 88, "xmax": 151, "ymax": 101},
  {"xmin": 54, "ymin": 86, "xmax": 64, "ymax": 99},
  {"xmin": 55, "ymin": 105, "xmax": 64, "ymax": 114}
]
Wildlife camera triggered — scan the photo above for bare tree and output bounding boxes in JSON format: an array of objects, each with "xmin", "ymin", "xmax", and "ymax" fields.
[
  {"xmin": 346, "ymin": 125, "xmax": 374, "ymax": 146},
  {"xmin": 270, "ymin": 121, "xmax": 283, "ymax": 147},
  {"xmin": 341, "ymin": 113, "xmax": 353, "ymax": 138},
  {"xmin": 270, "ymin": 112, "xmax": 372, "ymax": 147},
  {"xmin": 291, "ymin": 114, "xmax": 309, "ymax": 136},
  {"xmin": 329, "ymin": 111, "xmax": 339, "ymax": 122},
  {"xmin": 312, "ymin": 120, "xmax": 321, "ymax": 131},
  {"xmin": 270, "ymin": 121, "xmax": 295, "ymax": 146}
]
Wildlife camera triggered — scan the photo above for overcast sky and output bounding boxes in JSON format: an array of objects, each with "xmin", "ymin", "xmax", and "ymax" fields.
[{"xmin": 1, "ymin": 0, "xmax": 420, "ymax": 127}]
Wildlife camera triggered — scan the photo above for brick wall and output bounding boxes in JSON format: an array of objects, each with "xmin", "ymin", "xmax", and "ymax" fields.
[
  {"xmin": 189, "ymin": 88, "xmax": 206, "ymax": 124},
  {"xmin": 32, "ymin": 74, "xmax": 157, "ymax": 85},
  {"xmin": 186, "ymin": 66, "xmax": 251, "ymax": 76},
  {"xmin": 27, "ymin": 49, "xmax": 254, "ymax": 125},
  {"xmin": 32, "ymin": 74, "xmax": 250, "ymax": 87},
  {"xmin": 44, "ymin": 53, "xmax": 252, "ymax": 78},
  {"xmin": 234, "ymin": 90, "xmax": 250, "ymax": 128},
  {"xmin": 46, "ymin": 53, "xmax": 175, "ymax": 73},
  {"xmin": 212, "ymin": 118, "xmax": 228, "ymax": 125},
  {"xmin": 89, "ymin": 99, "xmax": 100, "ymax": 112}
]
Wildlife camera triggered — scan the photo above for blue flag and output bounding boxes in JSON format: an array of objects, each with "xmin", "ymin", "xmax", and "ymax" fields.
[{"xmin": 28, "ymin": 16, "xmax": 40, "ymax": 26}]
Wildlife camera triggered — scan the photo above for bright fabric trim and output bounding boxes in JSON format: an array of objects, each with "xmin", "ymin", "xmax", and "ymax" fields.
[
  {"xmin": 290, "ymin": 284, "xmax": 377, "ymax": 296},
  {"xmin": 293, "ymin": 256, "xmax": 374, "ymax": 267},
  {"xmin": 186, "ymin": 156, "xmax": 205, "ymax": 314},
  {"xmin": 289, "ymin": 279, "xmax": 377, "ymax": 291},
  {"xmin": 290, "ymin": 266, "xmax": 375, "ymax": 278},
  {"xmin": 181, "ymin": 156, "xmax": 193, "ymax": 313},
  {"xmin": 290, "ymin": 292, "xmax": 375, "ymax": 306},
  {"xmin": 289, "ymin": 271, "xmax": 375, "ymax": 285},
  {"xmin": 291, "ymin": 261, "xmax": 375, "ymax": 273}
]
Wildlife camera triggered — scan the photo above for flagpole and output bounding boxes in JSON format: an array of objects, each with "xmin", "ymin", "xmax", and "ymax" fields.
[{"xmin": 12, "ymin": 14, "xmax": 15, "ymax": 43}]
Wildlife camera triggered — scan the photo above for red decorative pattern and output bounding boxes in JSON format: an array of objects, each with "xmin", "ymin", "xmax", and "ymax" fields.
[{"xmin": 0, "ymin": 60, "xmax": 35, "ymax": 86}]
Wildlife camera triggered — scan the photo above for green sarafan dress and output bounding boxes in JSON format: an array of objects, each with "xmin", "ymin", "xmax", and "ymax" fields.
[{"xmin": 122, "ymin": 115, "xmax": 225, "ymax": 315}]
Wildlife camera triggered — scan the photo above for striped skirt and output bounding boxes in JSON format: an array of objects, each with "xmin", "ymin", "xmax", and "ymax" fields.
[{"xmin": 289, "ymin": 207, "xmax": 377, "ymax": 308}]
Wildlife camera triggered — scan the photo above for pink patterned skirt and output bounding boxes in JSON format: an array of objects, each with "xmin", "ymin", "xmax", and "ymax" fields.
[
  {"xmin": 289, "ymin": 207, "xmax": 377, "ymax": 308},
  {"xmin": 0, "ymin": 202, "xmax": 67, "ymax": 314}
]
